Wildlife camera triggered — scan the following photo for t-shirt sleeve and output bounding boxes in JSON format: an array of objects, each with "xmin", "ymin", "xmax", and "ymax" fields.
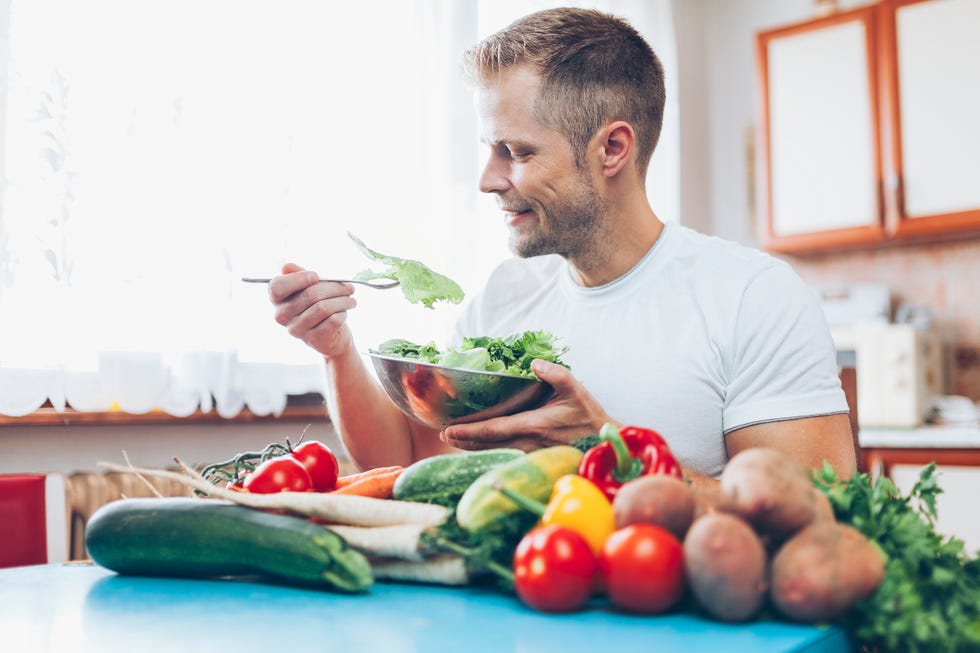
[{"xmin": 722, "ymin": 262, "xmax": 848, "ymax": 433}]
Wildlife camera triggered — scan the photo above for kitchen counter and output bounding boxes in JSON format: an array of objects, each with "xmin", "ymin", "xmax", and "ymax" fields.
[
  {"xmin": 859, "ymin": 425, "xmax": 980, "ymax": 449},
  {"xmin": 858, "ymin": 425, "xmax": 980, "ymax": 476},
  {"xmin": 0, "ymin": 562, "xmax": 851, "ymax": 653}
]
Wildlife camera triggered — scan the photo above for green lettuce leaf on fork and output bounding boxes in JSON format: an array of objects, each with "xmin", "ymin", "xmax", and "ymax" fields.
[{"xmin": 349, "ymin": 233, "xmax": 464, "ymax": 309}]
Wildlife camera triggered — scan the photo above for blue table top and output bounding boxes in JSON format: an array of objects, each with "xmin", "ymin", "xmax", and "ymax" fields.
[{"xmin": 0, "ymin": 563, "xmax": 851, "ymax": 653}]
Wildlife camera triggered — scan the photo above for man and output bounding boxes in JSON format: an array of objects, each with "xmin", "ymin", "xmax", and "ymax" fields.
[{"xmin": 267, "ymin": 8, "xmax": 856, "ymax": 492}]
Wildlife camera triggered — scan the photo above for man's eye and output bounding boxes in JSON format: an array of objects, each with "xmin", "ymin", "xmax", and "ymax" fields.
[{"xmin": 509, "ymin": 149, "xmax": 530, "ymax": 161}]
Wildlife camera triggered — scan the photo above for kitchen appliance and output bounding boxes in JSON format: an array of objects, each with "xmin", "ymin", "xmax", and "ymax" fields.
[
  {"xmin": 832, "ymin": 324, "xmax": 944, "ymax": 428},
  {"xmin": 817, "ymin": 283, "xmax": 891, "ymax": 328}
]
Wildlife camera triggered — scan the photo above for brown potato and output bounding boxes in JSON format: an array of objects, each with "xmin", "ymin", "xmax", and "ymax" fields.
[
  {"xmin": 719, "ymin": 448, "xmax": 816, "ymax": 538},
  {"xmin": 683, "ymin": 512, "xmax": 768, "ymax": 622},
  {"xmin": 692, "ymin": 484, "xmax": 723, "ymax": 520},
  {"xmin": 613, "ymin": 475, "xmax": 696, "ymax": 539},
  {"xmin": 810, "ymin": 486, "xmax": 836, "ymax": 522},
  {"xmin": 770, "ymin": 521, "xmax": 885, "ymax": 622}
]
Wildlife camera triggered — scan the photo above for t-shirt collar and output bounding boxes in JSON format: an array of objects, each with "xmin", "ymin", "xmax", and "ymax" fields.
[{"xmin": 559, "ymin": 221, "xmax": 673, "ymax": 300}]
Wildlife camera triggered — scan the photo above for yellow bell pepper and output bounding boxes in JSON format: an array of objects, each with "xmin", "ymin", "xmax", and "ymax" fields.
[
  {"xmin": 494, "ymin": 473, "xmax": 615, "ymax": 556},
  {"xmin": 540, "ymin": 474, "xmax": 615, "ymax": 555}
]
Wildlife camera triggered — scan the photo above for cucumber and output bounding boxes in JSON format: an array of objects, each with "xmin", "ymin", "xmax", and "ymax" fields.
[
  {"xmin": 455, "ymin": 445, "xmax": 583, "ymax": 534},
  {"xmin": 393, "ymin": 448, "xmax": 524, "ymax": 507},
  {"xmin": 85, "ymin": 497, "xmax": 372, "ymax": 592}
]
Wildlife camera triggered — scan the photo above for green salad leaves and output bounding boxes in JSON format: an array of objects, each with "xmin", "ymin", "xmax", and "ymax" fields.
[
  {"xmin": 349, "ymin": 233, "xmax": 464, "ymax": 309},
  {"xmin": 376, "ymin": 330, "xmax": 570, "ymax": 379},
  {"xmin": 813, "ymin": 463, "xmax": 980, "ymax": 652}
]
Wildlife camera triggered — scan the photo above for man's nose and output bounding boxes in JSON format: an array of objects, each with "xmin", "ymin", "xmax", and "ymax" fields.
[{"xmin": 478, "ymin": 154, "xmax": 509, "ymax": 194}]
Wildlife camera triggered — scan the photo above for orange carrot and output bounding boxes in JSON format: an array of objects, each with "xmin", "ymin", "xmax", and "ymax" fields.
[
  {"xmin": 334, "ymin": 466, "xmax": 404, "ymax": 490},
  {"xmin": 332, "ymin": 466, "xmax": 404, "ymax": 499}
]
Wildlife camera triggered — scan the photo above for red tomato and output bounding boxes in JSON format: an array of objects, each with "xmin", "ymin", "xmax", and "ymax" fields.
[
  {"xmin": 291, "ymin": 440, "xmax": 339, "ymax": 491},
  {"xmin": 599, "ymin": 523, "xmax": 685, "ymax": 614},
  {"xmin": 513, "ymin": 525, "xmax": 597, "ymax": 613},
  {"xmin": 243, "ymin": 456, "xmax": 312, "ymax": 494}
]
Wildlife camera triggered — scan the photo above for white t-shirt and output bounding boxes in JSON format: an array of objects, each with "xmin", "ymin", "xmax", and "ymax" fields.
[{"xmin": 454, "ymin": 222, "xmax": 847, "ymax": 477}]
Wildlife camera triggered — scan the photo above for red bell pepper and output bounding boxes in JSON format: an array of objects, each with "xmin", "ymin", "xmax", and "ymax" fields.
[{"xmin": 578, "ymin": 423, "xmax": 683, "ymax": 501}]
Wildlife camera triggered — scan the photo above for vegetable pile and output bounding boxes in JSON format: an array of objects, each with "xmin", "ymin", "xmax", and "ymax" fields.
[
  {"xmin": 376, "ymin": 330, "xmax": 570, "ymax": 378},
  {"xmin": 89, "ymin": 426, "xmax": 980, "ymax": 651},
  {"xmin": 421, "ymin": 433, "xmax": 887, "ymax": 620},
  {"xmin": 94, "ymin": 444, "xmax": 455, "ymax": 588}
]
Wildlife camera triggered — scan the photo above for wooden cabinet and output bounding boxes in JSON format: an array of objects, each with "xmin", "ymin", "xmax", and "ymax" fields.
[{"xmin": 755, "ymin": 0, "xmax": 980, "ymax": 254}]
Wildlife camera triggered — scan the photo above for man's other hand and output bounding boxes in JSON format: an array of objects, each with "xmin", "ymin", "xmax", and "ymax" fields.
[{"xmin": 440, "ymin": 359, "xmax": 614, "ymax": 452}]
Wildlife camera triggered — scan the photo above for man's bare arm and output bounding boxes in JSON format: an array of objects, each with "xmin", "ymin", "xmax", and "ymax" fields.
[
  {"xmin": 267, "ymin": 263, "xmax": 455, "ymax": 469},
  {"xmin": 685, "ymin": 412, "xmax": 857, "ymax": 496},
  {"xmin": 726, "ymin": 413, "xmax": 857, "ymax": 477},
  {"xmin": 323, "ymin": 346, "xmax": 456, "ymax": 468}
]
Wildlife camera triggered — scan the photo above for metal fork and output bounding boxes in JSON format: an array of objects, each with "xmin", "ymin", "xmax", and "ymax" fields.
[{"xmin": 241, "ymin": 277, "xmax": 400, "ymax": 289}]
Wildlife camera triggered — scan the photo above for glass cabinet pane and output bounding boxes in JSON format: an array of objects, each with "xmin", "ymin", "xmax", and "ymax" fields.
[
  {"xmin": 765, "ymin": 19, "xmax": 879, "ymax": 237},
  {"xmin": 896, "ymin": 0, "xmax": 980, "ymax": 217}
]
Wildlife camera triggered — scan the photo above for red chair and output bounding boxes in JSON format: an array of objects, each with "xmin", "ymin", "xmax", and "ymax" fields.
[{"xmin": 0, "ymin": 473, "xmax": 68, "ymax": 568}]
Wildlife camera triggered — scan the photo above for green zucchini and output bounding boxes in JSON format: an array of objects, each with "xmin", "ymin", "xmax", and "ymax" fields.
[
  {"xmin": 455, "ymin": 445, "xmax": 583, "ymax": 535},
  {"xmin": 85, "ymin": 497, "xmax": 372, "ymax": 592},
  {"xmin": 393, "ymin": 448, "xmax": 524, "ymax": 507}
]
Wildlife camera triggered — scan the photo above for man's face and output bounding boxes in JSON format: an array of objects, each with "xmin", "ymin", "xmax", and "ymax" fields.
[{"xmin": 476, "ymin": 67, "xmax": 605, "ymax": 260}]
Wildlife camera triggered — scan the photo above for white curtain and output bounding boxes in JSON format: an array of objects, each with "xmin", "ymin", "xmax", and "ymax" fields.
[{"xmin": 0, "ymin": 0, "xmax": 678, "ymax": 418}]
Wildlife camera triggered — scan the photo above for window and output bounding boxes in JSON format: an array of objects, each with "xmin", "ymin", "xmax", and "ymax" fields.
[{"xmin": 0, "ymin": 0, "xmax": 678, "ymax": 418}]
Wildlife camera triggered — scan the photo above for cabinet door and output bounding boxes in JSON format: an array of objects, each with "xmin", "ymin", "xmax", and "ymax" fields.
[
  {"xmin": 880, "ymin": 0, "xmax": 980, "ymax": 239},
  {"xmin": 756, "ymin": 6, "xmax": 886, "ymax": 253}
]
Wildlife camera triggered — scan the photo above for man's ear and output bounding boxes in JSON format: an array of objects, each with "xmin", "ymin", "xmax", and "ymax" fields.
[{"xmin": 595, "ymin": 121, "xmax": 634, "ymax": 177}]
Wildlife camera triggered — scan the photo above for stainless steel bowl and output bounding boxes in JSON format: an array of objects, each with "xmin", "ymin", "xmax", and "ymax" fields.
[{"xmin": 369, "ymin": 352, "xmax": 554, "ymax": 430}]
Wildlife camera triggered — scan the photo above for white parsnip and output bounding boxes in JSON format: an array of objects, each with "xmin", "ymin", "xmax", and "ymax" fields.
[
  {"xmin": 98, "ymin": 459, "xmax": 449, "ymax": 528},
  {"xmin": 325, "ymin": 524, "xmax": 431, "ymax": 562},
  {"xmin": 370, "ymin": 554, "xmax": 470, "ymax": 586}
]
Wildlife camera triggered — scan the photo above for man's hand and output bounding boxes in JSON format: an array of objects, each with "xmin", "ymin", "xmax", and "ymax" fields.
[
  {"xmin": 440, "ymin": 359, "xmax": 614, "ymax": 452},
  {"xmin": 268, "ymin": 263, "xmax": 358, "ymax": 359}
]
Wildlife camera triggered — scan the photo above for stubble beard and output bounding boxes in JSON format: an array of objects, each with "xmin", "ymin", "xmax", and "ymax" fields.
[{"xmin": 509, "ymin": 173, "xmax": 607, "ymax": 269}]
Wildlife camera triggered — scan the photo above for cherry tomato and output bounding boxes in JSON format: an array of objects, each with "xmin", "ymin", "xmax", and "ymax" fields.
[
  {"xmin": 599, "ymin": 523, "xmax": 685, "ymax": 614},
  {"xmin": 243, "ymin": 456, "xmax": 312, "ymax": 494},
  {"xmin": 513, "ymin": 524, "xmax": 597, "ymax": 613},
  {"xmin": 291, "ymin": 440, "xmax": 339, "ymax": 491}
]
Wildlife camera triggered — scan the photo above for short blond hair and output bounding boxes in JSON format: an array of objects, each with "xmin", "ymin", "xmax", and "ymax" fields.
[{"xmin": 463, "ymin": 7, "xmax": 665, "ymax": 175}]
